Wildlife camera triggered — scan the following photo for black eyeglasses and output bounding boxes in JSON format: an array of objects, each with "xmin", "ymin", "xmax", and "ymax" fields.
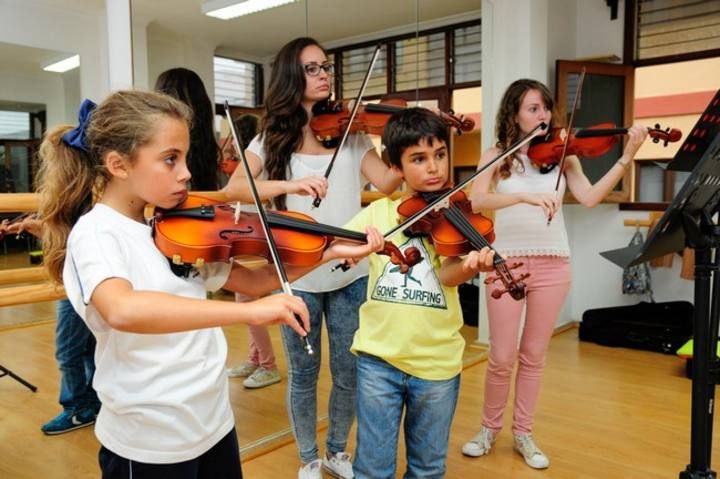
[{"xmin": 303, "ymin": 62, "xmax": 335, "ymax": 77}]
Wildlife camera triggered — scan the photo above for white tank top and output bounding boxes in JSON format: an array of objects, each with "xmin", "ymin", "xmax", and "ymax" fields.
[{"xmin": 492, "ymin": 154, "xmax": 570, "ymax": 257}]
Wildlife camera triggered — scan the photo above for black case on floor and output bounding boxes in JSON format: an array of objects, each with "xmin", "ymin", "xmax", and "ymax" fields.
[{"xmin": 579, "ymin": 301, "xmax": 693, "ymax": 354}]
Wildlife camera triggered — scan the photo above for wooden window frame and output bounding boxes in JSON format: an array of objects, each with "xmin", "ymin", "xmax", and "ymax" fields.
[{"xmin": 556, "ymin": 60, "xmax": 635, "ymax": 203}]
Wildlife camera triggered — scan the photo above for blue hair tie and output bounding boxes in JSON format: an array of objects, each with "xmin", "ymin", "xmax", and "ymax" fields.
[{"xmin": 62, "ymin": 99, "xmax": 97, "ymax": 153}]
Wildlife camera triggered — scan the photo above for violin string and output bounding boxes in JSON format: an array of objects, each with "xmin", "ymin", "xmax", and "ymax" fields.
[{"xmin": 444, "ymin": 204, "xmax": 503, "ymax": 268}]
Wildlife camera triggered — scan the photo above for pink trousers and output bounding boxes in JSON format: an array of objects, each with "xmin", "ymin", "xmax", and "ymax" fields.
[
  {"xmin": 235, "ymin": 293, "xmax": 277, "ymax": 369},
  {"xmin": 483, "ymin": 255, "xmax": 571, "ymax": 435}
]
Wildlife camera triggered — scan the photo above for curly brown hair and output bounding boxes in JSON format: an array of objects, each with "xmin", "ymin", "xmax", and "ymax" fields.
[{"xmin": 495, "ymin": 79, "xmax": 559, "ymax": 179}]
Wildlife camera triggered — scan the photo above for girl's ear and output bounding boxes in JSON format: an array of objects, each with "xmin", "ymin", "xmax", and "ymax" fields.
[{"xmin": 105, "ymin": 151, "xmax": 129, "ymax": 179}]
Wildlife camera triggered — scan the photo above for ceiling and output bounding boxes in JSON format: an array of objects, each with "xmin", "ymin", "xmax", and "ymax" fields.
[
  {"xmin": 0, "ymin": 0, "xmax": 480, "ymax": 80},
  {"xmin": 131, "ymin": 0, "xmax": 481, "ymax": 58}
]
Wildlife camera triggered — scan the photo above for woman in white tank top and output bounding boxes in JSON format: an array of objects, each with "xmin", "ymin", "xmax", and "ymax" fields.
[
  {"xmin": 223, "ymin": 37, "xmax": 403, "ymax": 479},
  {"xmin": 462, "ymin": 79, "xmax": 649, "ymax": 470}
]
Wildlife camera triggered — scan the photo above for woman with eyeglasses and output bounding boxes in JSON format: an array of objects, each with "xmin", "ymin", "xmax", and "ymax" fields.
[{"xmin": 223, "ymin": 37, "xmax": 402, "ymax": 479}]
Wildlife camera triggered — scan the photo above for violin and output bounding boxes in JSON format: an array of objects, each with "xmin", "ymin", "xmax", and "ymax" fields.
[
  {"xmin": 527, "ymin": 122, "xmax": 683, "ymax": 171},
  {"xmin": 310, "ymin": 98, "xmax": 475, "ymax": 148},
  {"xmin": 396, "ymin": 189, "xmax": 529, "ymax": 300},
  {"xmin": 153, "ymin": 194, "xmax": 418, "ymax": 274}
]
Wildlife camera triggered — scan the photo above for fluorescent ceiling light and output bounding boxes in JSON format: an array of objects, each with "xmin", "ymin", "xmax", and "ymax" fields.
[
  {"xmin": 203, "ymin": 0, "xmax": 295, "ymax": 20},
  {"xmin": 43, "ymin": 54, "xmax": 80, "ymax": 73}
]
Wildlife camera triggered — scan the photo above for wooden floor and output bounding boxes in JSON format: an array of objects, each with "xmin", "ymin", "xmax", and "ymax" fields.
[{"xmin": 0, "ymin": 316, "xmax": 718, "ymax": 478}]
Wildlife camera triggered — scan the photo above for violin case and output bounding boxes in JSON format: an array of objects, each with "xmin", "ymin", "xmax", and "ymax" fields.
[{"xmin": 579, "ymin": 301, "xmax": 693, "ymax": 354}]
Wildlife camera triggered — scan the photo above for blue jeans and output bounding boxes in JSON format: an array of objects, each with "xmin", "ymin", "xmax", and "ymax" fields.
[
  {"xmin": 280, "ymin": 276, "xmax": 367, "ymax": 464},
  {"xmin": 353, "ymin": 354, "xmax": 460, "ymax": 479},
  {"xmin": 56, "ymin": 299, "xmax": 100, "ymax": 413}
]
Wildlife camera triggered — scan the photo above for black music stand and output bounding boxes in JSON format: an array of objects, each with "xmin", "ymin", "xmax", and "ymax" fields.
[
  {"xmin": 0, "ymin": 364, "xmax": 37, "ymax": 392},
  {"xmin": 600, "ymin": 89, "xmax": 720, "ymax": 479}
]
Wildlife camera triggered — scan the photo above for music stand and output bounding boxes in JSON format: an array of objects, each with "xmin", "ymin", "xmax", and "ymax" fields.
[
  {"xmin": 0, "ymin": 364, "xmax": 37, "ymax": 392},
  {"xmin": 600, "ymin": 89, "xmax": 720, "ymax": 479}
]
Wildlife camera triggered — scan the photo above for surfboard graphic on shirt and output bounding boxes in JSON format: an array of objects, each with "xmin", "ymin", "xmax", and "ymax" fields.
[{"xmin": 370, "ymin": 237, "xmax": 447, "ymax": 309}]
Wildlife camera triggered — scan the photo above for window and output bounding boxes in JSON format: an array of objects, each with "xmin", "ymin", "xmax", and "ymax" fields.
[
  {"xmin": 453, "ymin": 24, "xmax": 481, "ymax": 84},
  {"xmin": 393, "ymin": 32, "xmax": 445, "ymax": 92},
  {"xmin": 636, "ymin": 160, "xmax": 691, "ymax": 202},
  {"xmin": 340, "ymin": 44, "xmax": 388, "ymax": 98},
  {"xmin": 628, "ymin": 0, "xmax": 720, "ymax": 65},
  {"xmin": 213, "ymin": 56, "xmax": 261, "ymax": 108},
  {"xmin": 330, "ymin": 20, "xmax": 481, "ymax": 100},
  {"xmin": 0, "ymin": 111, "xmax": 30, "ymax": 139}
]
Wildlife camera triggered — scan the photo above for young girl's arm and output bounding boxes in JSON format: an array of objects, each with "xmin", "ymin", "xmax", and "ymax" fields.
[
  {"xmin": 90, "ymin": 279, "xmax": 310, "ymax": 335},
  {"xmin": 360, "ymin": 149, "xmax": 404, "ymax": 194},
  {"xmin": 470, "ymin": 147, "xmax": 561, "ymax": 219},
  {"xmin": 222, "ymin": 150, "xmax": 328, "ymax": 202},
  {"xmin": 437, "ymin": 247, "xmax": 495, "ymax": 287},
  {"xmin": 564, "ymin": 125, "xmax": 647, "ymax": 207},
  {"xmin": 222, "ymin": 226, "xmax": 385, "ymax": 297}
]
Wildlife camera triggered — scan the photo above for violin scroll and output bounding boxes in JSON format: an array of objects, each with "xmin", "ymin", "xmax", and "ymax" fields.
[{"xmin": 485, "ymin": 261, "xmax": 529, "ymax": 300}]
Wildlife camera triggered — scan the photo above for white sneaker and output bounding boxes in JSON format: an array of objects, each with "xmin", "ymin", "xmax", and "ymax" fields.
[
  {"xmin": 243, "ymin": 367, "xmax": 281, "ymax": 389},
  {"xmin": 226, "ymin": 361, "xmax": 258, "ymax": 378},
  {"xmin": 514, "ymin": 433, "xmax": 550, "ymax": 469},
  {"xmin": 298, "ymin": 459, "xmax": 323, "ymax": 479},
  {"xmin": 462, "ymin": 427, "xmax": 496, "ymax": 457},
  {"xmin": 323, "ymin": 451, "xmax": 354, "ymax": 478}
]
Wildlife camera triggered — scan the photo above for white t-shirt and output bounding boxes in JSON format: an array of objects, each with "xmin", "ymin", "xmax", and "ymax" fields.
[
  {"xmin": 63, "ymin": 204, "xmax": 234, "ymax": 464},
  {"xmin": 247, "ymin": 132, "xmax": 375, "ymax": 292}
]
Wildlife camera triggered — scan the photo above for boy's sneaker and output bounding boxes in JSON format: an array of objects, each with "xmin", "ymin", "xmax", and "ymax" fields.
[
  {"xmin": 514, "ymin": 433, "xmax": 550, "ymax": 469},
  {"xmin": 322, "ymin": 451, "xmax": 354, "ymax": 478},
  {"xmin": 462, "ymin": 427, "xmax": 496, "ymax": 457},
  {"xmin": 41, "ymin": 409, "xmax": 96, "ymax": 435},
  {"xmin": 298, "ymin": 459, "xmax": 322, "ymax": 479},
  {"xmin": 226, "ymin": 361, "xmax": 258, "ymax": 378},
  {"xmin": 243, "ymin": 367, "xmax": 281, "ymax": 389}
]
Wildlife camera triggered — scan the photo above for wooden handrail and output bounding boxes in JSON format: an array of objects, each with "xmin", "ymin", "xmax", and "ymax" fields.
[
  {"xmin": 0, "ymin": 267, "xmax": 47, "ymax": 286},
  {"xmin": 0, "ymin": 283, "xmax": 65, "ymax": 307},
  {"xmin": 0, "ymin": 191, "xmax": 229, "ymax": 213}
]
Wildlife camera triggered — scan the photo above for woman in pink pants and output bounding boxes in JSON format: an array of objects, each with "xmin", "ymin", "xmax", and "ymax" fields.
[{"xmin": 465, "ymin": 79, "xmax": 649, "ymax": 469}]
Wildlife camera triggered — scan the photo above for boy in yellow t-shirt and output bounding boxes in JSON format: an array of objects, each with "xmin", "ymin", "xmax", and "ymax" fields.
[{"xmin": 345, "ymin": 108, "xmax": 494, "ymax": 479}]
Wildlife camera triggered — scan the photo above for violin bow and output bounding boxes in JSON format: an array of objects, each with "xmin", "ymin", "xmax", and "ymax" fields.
[
  {"xmin": 548, "ymin": 68, "xmax": 586, "ymax": 225},
  {"xmin": 224, "ymin": 101, "xmax": 314, "ymax": 356},
  {"xmin": 312, "ymin": 43, "xmax": 382, "ymax": 208},
  {"xmin": 384, "ymin": 122, "xmax": 548, "ymax": 240}
]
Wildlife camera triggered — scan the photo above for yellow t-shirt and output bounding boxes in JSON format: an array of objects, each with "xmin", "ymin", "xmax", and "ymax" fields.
[{"xmin": 344, "ymin": 197, "xmax": 464, "ymax": 380}]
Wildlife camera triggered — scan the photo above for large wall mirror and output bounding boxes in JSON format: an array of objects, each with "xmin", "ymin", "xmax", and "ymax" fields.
[
  {"xmin": 129, "ymin": 0, "xmax": 480, "ymax": 454},
  {"xmin": 0, "ymin": 0, "xmax": 480, "ymax": 456}
]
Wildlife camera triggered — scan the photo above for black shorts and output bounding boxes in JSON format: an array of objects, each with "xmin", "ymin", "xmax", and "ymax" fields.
[{"xmin": 99, "ymin": 427, "xmax": 243, "ymax": 479}]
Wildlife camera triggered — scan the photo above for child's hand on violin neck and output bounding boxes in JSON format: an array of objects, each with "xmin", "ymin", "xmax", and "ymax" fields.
[
  {"xmin": 324, "ymin": 227, "xmax": 385, "ymax": 265},
  {"xmin": 247, "ymin": 294, "xmax": 310, "ymax": 335},
  {"xmin": 462, "ymin": 247, "xmax": 496, "ymax": 274},
  {"xmin": 521, "ymin": 192, "xmax": 561, "ymax": 220},
  {"xmin": 623, "ymin": 124, "xmax": 649, "ymax": 158},
  {"xmin": 288, "ymin": 176, "xmax": 328, "ymax": 198}
]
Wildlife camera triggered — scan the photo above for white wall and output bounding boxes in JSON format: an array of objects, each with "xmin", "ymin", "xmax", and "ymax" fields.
[
  {"xmin": 0, "ymin": 0, "xmax": 108, "ymax": 101},
  {"xmin": 0, "ymin": 69, "xmax": 65, "ymax": 126}
]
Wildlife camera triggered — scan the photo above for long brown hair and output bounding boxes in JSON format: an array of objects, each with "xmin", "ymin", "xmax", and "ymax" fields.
[
  {"xmin": 495, "ymin": 79, "xmax": 559, "ymax": 179},
  {"xmin": 155, "ymin": 67, "xmax": 221, "ymax": 190},
  {"xmin": 261, "ymin": 37, "xmax": 327, "ymax": 210},
  {"xmin": 37, "ymin": 90, "xmax": 192, "ymax": 283}
]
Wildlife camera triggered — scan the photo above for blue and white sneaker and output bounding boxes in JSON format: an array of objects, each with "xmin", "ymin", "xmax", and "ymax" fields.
[{"xmin": 41, "ymin": 408, "xmax": 97, "ymax": 435}]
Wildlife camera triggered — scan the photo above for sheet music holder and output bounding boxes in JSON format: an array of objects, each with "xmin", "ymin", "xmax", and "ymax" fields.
[{"xmin": 600, "ymin": 89, "xmax": 720, "ymax": 479}]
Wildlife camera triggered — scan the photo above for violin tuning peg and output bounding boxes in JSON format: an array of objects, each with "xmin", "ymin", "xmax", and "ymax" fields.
[
  {"xmin": 490, "ymin": 288, "xmax": 507, "ymax": 299},
  {"xmin": 172, "ymin": 254, "xmax": 183, "ymax": 265},
  {"xmin": 193, "ymin": 258, "xmax": 205, "ymax": 268}
]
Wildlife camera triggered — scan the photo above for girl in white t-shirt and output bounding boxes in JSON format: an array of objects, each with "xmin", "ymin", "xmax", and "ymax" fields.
[
  {"xmin": 463, "ymin": 79, "xmax": 649, "ymax": 470},
  {"xmin": 36, "ymin": 90, "xmax": 383, "ymax": 479},
  {"xmin": 223, "ymin": 37, "xmax": 403, "ymax": 479}
]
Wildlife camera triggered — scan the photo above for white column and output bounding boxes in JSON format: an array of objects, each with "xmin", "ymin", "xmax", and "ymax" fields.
[{"xmin": 105, "ymin": 0, "xmax": 134, "ymax": 90}]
